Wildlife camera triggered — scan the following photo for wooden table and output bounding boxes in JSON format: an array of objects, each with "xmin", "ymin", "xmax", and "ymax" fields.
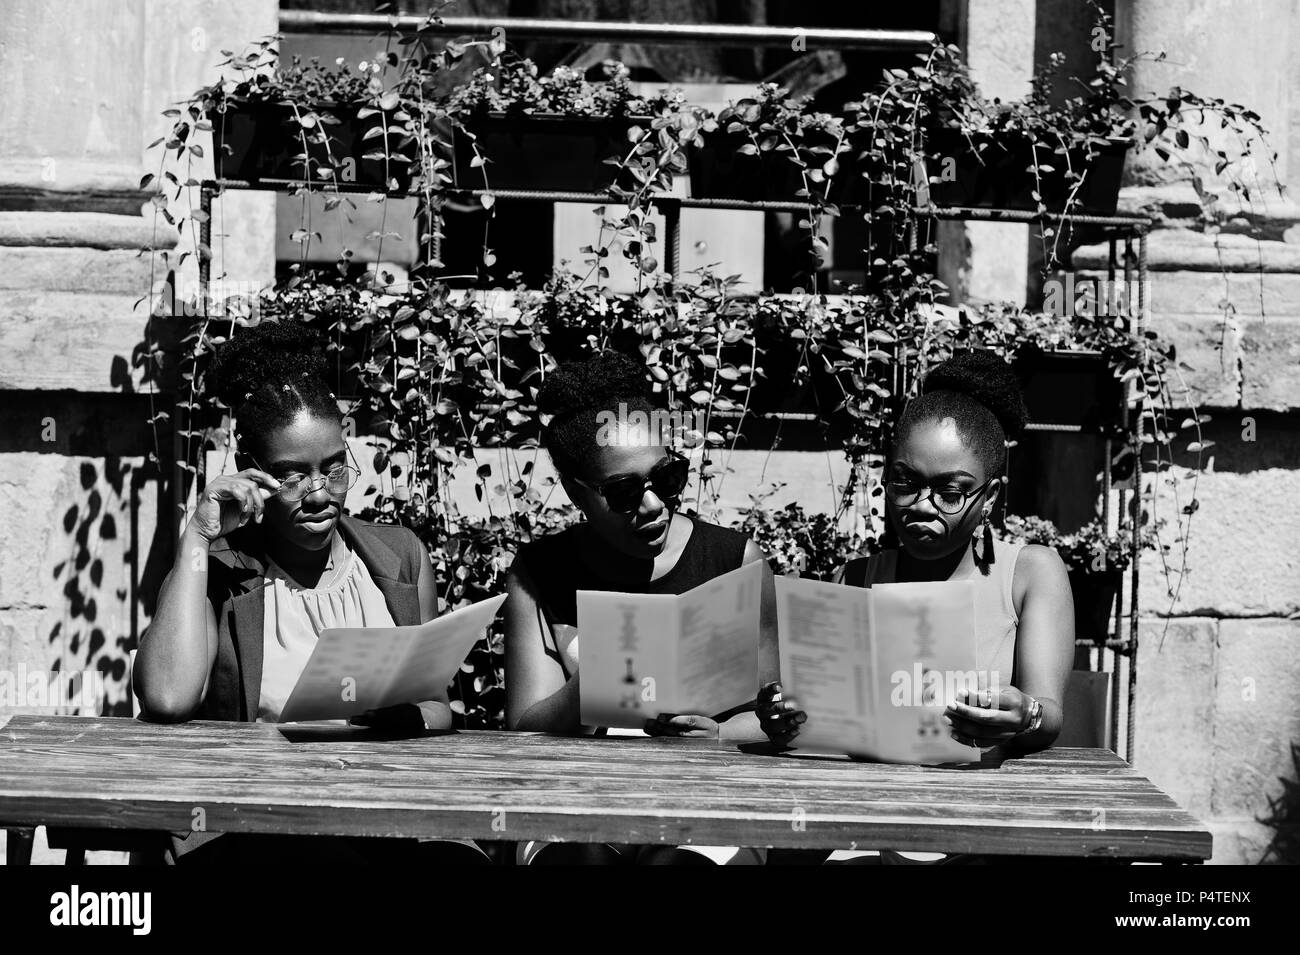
[{"xmin": 0, "ymin": 715, "xmax": 1211, "ymax": 862}]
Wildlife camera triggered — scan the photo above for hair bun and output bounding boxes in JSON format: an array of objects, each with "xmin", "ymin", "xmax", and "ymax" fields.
[
  {"xmin": 922, "ymin": 350, "xmax": 1028, "ymax": 440},
  {"xmin": 207, "ymin": 320, "xmax": 328, "ymax": 412},
  {"xmin": 537, "ymin": 350, "xmax": 650, "ymax": 420}
]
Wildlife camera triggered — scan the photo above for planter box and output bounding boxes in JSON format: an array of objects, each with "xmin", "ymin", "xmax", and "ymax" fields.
[
  {"xmin": 1068, "ymin": 568, "xmax": 1123, "ymax": 644},
  {"xmin": 919, "ymin": 130, "xmax": 1128, "ymax": 215},
  {"xmin": 1012, "ymin": 348, "xmax": 1124, "ymax": 434},
  {"xmin": 213, "ymin": 102, "xmax": 413, "ymax": 192},
  {"xmin": 451, "ymin": 113, "xmax": 650, "ymax": 193},
  {"xmin": 689, "ymin": 128, "xmax": 866, "ymax": 204}
]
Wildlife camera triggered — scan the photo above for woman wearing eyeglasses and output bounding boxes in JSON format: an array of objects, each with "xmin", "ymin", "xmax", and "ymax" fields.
[
  {"xmin": 136, "ymin": 321, "xmax": 487, "ymax": 864},
  {"xmin": 503, "ymin": 351, "xmax": 778, "ymax": 864},
  {"xmin": 759, "ymin": 351, "xmax": 1073, "ymax": 864},
  {"xmin": 763, "ymin": 349, "xmax": 1072, "ymax": 753}
]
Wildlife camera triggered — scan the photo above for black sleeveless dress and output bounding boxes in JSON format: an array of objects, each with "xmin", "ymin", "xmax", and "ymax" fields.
[
  {"xmin": 516, "ymin": 517, "xmax": 750, "ymax": 675},
  {"xmin": 514, "ymin": 517, "xmax": 759, "ymax": 863}
]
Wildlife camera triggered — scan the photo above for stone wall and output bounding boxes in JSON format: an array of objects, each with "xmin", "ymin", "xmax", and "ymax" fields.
[
  {"xmin": 1096, "ymin": 0, "xmax": 1300, "ymax": 866},
  {"xmin": 0, "ymin": 0, "xmax": 278, "ymax": 722}
]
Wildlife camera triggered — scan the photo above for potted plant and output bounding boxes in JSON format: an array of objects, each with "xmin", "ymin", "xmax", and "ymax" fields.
[
  {"xmin": 447, "ymin": 58, "xmax": 709, "ymax": 196},
  {"xmin": 1001, "ymin": 514, "xmax": 1162, "ymax": 643},
  {"xmin": 856, "ymin": 3, "xmax": 1277, "ymax": 270},
  {"xmin": 179, "ymin": 40, "xmax": 419, "ymax": 192},
  {"xmin": 734, "ymin": 492, "xmax": 872, "ymax": 580},
  {"xmin": 902, "ymin": 43, "xmax": 1131, "ymax": 217},
  {"xmin": 692, "ymin": 84, "xmax": 863, "ymax": 205}
]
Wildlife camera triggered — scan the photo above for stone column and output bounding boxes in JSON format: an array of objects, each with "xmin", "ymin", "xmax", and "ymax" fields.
[
  {"xmin": 0, "ymin": 0, "xmax": 275, "ymax": 724},
  {"xmin": 1117, "ymin": 0, "xmax": 1292, "ymax": 198},
  {"xmin": 1070, "ymin": 0, "xmax": 1300, "ymax": 863}
]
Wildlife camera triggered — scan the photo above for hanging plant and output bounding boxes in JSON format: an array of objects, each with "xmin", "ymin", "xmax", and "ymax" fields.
[
  {"xmin": 853, "ymin": 3, "xmax": 1280, "ymax": 270},
  {"xmin": 695, "ymin": 84, "xmax": 860, "ymax": 205},
  {"xmin": 180, "ymin": 42, "xmax": 421, "ymax": 192},
  {"xmin": 446, "ymin": 57, "xmax": 711, "ymax": 198}
]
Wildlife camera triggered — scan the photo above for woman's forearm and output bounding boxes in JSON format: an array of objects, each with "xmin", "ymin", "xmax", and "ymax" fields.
[
  {"xmin": 514, "ymin": 674, "xmax": 583, "ymax": 735},
  {"xmin": 136, "ymin": 527, "xmax": 215, "ymax": 720},
  {"xmin": 719, "ymin": 710, "xmax": 764, "ymax": 741}
]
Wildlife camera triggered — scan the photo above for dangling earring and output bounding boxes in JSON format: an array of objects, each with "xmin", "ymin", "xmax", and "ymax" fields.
[{"xmin": 973, "ymin": 508, "xmax": 994, "ymax": 566}]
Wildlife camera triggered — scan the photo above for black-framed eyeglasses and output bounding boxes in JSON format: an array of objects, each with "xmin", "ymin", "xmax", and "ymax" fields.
[
  {"xmin": 252, "ymin": 451, "xmax": 361, "ymax": 503},
  {"xmin": 574, "ymin": 451, "xmax": 691, "ymax": 514},
  {"xmin": 885, "ymin": 477, "xmax": 994, "ymax": 516}
]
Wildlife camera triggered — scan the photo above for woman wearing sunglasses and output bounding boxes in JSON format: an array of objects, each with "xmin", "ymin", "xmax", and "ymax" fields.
[
  {"xmin": 136, "ymin": 321, "xmax": 486, "ymax": 864},
  {"xmin": 759, "ymin": 351, "xmax": 1073, "ymax": 864},
  {"xmin": 504, "ymin": 351, "xmax": 778, "ymax": 864}
]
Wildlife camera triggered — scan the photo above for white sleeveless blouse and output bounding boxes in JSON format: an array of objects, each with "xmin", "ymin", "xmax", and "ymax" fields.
[
  {"xmin": 836, "ymin": 537, "xmax": 1025, "ymax": 691},
  {"xmin": 256, "ymin": 535, "xmax": 396, "ymax": 723}
]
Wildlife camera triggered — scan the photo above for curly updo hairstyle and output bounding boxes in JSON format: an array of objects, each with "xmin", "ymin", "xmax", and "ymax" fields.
[
  {"xmin": 894, "ymin": 350, "xmax": 1029, "ymax": 478},
  {"xmin": 205, "ymin": 320, "xmax": 341, "ymax": 461},
  {"xmin": 537, "ymin": 350, "xmax": 658, "ymax": 480}
]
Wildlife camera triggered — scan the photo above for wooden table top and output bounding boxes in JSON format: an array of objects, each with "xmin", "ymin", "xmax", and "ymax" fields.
[{"xmin": 0, "ymin": 715, "xmax": 1211, "ymax": 859}]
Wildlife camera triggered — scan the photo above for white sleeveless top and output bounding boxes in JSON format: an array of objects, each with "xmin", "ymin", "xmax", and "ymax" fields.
[
  {"xmin": 256, "ymin": 535, "xmax": 396, "ymax": 723},
  {"xmin": 837, "ymin": 537, "xmax": 1025, "ymax": 691},
  {"xmin": 827, "ymin": 538, "xmax": 1026, "ymax": 866}
]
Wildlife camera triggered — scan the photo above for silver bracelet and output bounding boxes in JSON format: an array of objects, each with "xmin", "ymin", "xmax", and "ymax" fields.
[{"xmin": 1023, "ymin": 697, "xmax": 1044, "ymax": 734}]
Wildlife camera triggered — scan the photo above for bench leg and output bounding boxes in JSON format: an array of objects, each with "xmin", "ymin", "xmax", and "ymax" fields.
[
  {"xmin": 5, "ymin": 828, "xmax": 35, "ymax": 865},
  {"xmin": 64, "ymin": 847, "xmax": 86, "ymax": 866}
]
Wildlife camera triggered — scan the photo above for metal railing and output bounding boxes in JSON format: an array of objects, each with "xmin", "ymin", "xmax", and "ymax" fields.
[{"xmin": 278, "ymin": 12, "xmax": 937, "ymax": 51}]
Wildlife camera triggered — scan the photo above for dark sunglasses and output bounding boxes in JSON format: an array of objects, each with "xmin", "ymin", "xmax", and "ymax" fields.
[{"xmin": 574, "ymin": 452, "xmax": 691, "ymax": 514}]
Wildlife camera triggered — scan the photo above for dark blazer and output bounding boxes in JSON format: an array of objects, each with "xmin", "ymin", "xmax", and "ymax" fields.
[
  {"xmin": 144, "ymin": 514, "xmax": 429, "ymax": 723},
  {"xmin": 144, "ymin": 515, "xmax": 430, "ymax": 863}
]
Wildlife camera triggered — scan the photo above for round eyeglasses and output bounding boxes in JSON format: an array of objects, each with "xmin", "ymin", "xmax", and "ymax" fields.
[
  {"xmin": 274, "ymin": 465, "xmax": 360, "ymax": 502},
  {"xmin": 885, "ymin": 478, "xmax": 993, "ymax": 515},
  {"xmin": 252, "ymin": 453, "xmax": 361, "ymax": 503}
]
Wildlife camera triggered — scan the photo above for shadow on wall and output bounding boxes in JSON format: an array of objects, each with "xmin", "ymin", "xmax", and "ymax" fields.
[
  {"xmin": 50, "ymin": 461, "xmax": 144, "ymax": 716},
  {"xmin": 1260, "ymin": 741, "xmax": 1300, "ymax": 864},
  {"xmin": 0, "ymin": 393, "xmax": 171, "ymax": 717}
]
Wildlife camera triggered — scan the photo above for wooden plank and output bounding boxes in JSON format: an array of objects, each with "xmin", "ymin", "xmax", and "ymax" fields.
[
  {"xmin": 0, "ymin": 768, "xmax": 1191, "ymax": 816},
  {"xmin": 0, "ymin": 716, "xmax": 1134, "ymax": 767},
  {"xmin": 0, "ymin": 719, "xmax": 1183, "ymax": 807},
  {"xmin": 0, "ymin": 716, "xmax": 1212, "ymax": 858},
  {"xmin": 0, "ymin": 738, "xmax": 1182, "ymax": 796},
  {"xmin": 0, "ymin": 754, "xmax": 1182, "ymax": 809},
  {"xmin": 0, "ymin": 795, "xmax": 1210, "ymax": 858},
  {"xmin": 0, "ymin": 760, "xmax": 1177, "ymax": 803}
]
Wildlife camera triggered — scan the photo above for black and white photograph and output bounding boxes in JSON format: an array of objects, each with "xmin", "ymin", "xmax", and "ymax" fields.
[{"xmin": 0, "ymin": 0, "xmax": 1289, "ymax": 934}]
